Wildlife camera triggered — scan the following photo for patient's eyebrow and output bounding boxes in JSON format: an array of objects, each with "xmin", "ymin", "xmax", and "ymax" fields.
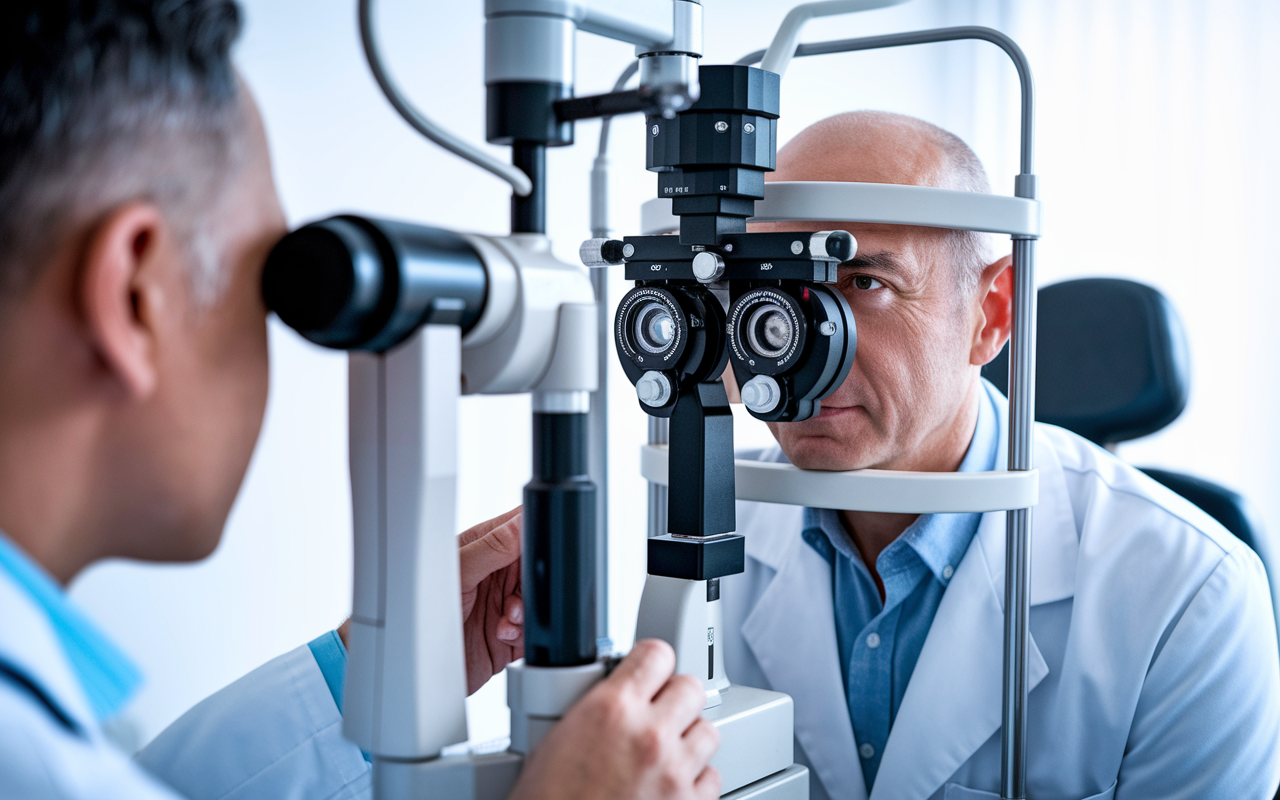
[{"xmin": 839, "ymin": 252, "xmax": 912, "ymax": 279}]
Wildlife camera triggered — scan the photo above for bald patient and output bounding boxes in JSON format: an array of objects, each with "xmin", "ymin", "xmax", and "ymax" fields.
[{"xmin": 719, "ymin": 112, "xmax": 1280, "ymax": 800}]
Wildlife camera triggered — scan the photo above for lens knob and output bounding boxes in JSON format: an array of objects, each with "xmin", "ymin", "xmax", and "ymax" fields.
[
  {"xmin": 579, "ymin": 237, "xmax": 627, "ymax": 267},
  {"xmin": 809, "ymin": 230, "xmax": 856, "ymax": 261},
  {"xmin": 637, "ymin": 371, "xmax": 674, "ymax": 407},
  {"xmin": 692, "ymin": 251, "xmax": 726, "ymax": 283},
  {"xmin": 741, "ymin": 375, "xmax": 781, "ymax": 414}
]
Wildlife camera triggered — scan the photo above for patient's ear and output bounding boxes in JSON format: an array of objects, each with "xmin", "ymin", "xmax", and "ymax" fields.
[
  {"xmin": 79, "ymin": 202, "xmax": 175, "ymax": 399},
  {"xmin": 970, "ymin": 254, "xmax": 1014, "ymax": 367}
]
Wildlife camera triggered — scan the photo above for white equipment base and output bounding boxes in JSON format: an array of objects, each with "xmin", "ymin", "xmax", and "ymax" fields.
[
  {"xmin": 707, "ymin": 685, "xmax": 797, "ymax": 795},
  {"xmin": 725, "ymin": 765, "xmax": 810, "ymax": 799},
  {"xmin": 641, "ymin": 444, "xmax": 1038, "ymax": 514}
]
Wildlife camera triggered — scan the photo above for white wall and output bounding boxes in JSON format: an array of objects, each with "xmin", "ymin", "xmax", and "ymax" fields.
[
  {"xmin": 67, "ymin": 0, "xmax": 1278, "ymax": 753},
  {"xmin": 995, "ymin": 0, "xmax": 1280, "ymax": 533}
]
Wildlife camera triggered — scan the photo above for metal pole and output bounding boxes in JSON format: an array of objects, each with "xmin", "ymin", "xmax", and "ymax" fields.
[
  {"xmin": 589, "ymin": 268, "xmax": 611, "ymax": 649},
  {"xmin": 1002, "ymin": 174, "xmax": 1038, "ymax": 797},
  {"xmin": 739, "ymin": 27, "xmax": 1040, "ymax": 799},
  {"xmin": 589, "ymin": 62, "xmax": 638, "ymax": 648},
  {"xmin": 735, "ymin": 26, "xmax": 1035, "ymax": 176},
  {"xmin": 647, "ymin": 417, "xmax": 669, "ymax": 537}
]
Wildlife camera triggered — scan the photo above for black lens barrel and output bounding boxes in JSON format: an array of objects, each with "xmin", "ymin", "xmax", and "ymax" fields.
[
  {"xmin": 263, "ymin": 215, "xmax": 487, "ymax": 353},
  {"xmin": 727, "ymin": 282, "xmax": 856, "ymax": 421},
  {"xmin": 524, "ymin": 412, "xmax": 597, "ymax": 667},
  {"xmin": 614, "ymin": 284, "xmax": 728, "ymax": 415}
]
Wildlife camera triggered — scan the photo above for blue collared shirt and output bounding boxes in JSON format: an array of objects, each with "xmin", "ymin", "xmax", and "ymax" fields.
[
  {"xmin": 0, "ymin": 533, "xmax": 142, "ymax": 724},
  {"xmin": 802, "ymin": 384, "xmax": 1000, "ymax": 793}
]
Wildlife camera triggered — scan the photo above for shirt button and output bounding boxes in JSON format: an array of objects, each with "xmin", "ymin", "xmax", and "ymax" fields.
[
  {"xmin": 866, "ymin": 632, "xmax": 881, "ymax": 649},
  {"xmin": 943, "ymin": 565, "xmax": 954, "ymax": 580},
  {"xmin": 859, "ymin": 743, "xmax": 876, "ymax": 759}
]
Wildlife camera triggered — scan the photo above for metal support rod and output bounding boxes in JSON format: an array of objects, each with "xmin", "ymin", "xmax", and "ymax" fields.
[
  {"xmin": 1002, "ymin": 233, "xmax": 1037, "ymax": 799},
  {"xmin": 590, "ymin": 61, "xmax": 638, "ymax": 647},
  {"xmin": 735, "ymin": 25, "xmax": 1035, "ymax": 175},
  {"xmin": 738, "ymin": 25, "xmax": 1039, "ymax": 799},
  {"xmin": 647, "ymin": 417, "xmax": 669, "ymax": 538},
  {"xmin": 557, "ymin": 89, "xmax": 661, "ymax": 122},
  {"xmin": 523, "ymin": 411, "xmax": 597, "ymax": 666},
  {"xmin": 512, "ymin": 143, "xmax": 547, "ymax": 234},
  {"xmin": 589, "ymin": 269, "xmax": 611, "ymax": 648}
]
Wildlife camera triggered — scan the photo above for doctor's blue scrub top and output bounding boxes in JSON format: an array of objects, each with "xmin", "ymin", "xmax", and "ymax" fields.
[{"xmin": 0, "ymin": 531, "xmax": 372, "ymax": 800}]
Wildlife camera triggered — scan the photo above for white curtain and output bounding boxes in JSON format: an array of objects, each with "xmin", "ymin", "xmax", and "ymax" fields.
[{"xmin": 971, "ymin": 0, "xmax": 1280, "ymax": 536}]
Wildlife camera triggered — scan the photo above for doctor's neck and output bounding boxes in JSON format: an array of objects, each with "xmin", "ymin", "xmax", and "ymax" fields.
[{"xmin": 838, "ymin": 378, "xmax": 983, "ymax": 599}]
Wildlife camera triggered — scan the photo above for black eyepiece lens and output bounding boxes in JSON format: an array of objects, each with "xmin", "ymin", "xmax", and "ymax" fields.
[
  {"xmin": 634, "ymin": 302, "xmax": 676, "ymax": 354},
  {"xmin": 746, "ymin": 303, "xmax": 792, "ymax": 359}
]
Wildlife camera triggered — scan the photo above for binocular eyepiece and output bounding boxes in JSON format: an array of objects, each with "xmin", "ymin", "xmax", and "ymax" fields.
[
  {"xmin": 614, "ymin": 277, "xmax": 855, "ymax": 423},
  {"xmin": 726, "ymin": 282, "xmax": 855, "ymax": 421},
  {"xmin": 614, "ymin": 282, "xmax": 729, "ymax": 413}
]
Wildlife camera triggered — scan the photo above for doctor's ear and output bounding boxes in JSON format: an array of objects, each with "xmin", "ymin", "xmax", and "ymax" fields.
[
  {"xmin": 970, "ymin": 253, "xmax": 1014, "ymax": 367},
  {"xmin": 79, "ymin": 202, "xmax": 177, "ymax": 400}
]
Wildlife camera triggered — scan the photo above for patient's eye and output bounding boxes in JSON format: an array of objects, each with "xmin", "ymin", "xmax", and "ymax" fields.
[{"xmin": 853, "ymin": 275, "xmax": 883, "ymax": 291}]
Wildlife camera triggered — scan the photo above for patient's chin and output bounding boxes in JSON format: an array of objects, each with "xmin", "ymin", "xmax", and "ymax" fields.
[{"xmin": 776, "ymin": 434, "xmax": 879, "ymax": 472}]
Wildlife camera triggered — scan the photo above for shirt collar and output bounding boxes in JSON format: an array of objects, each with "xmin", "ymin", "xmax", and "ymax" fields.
[
  {"xmin": 802, "ymin": 379, "xmax": 1002, "ymax": 585},
  {"xmin": 0, "ymin": 533, "xmax": 141, "ymax": 722}
]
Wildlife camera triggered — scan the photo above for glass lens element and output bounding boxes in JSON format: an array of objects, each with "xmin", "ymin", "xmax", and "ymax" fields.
[
  {"xmin": 746, "ymin": 303, "xmax": 792, "ymax": 359},
  {"xmin": 634, "ymin": 302, "xmax": 676, "ymax": 354}
]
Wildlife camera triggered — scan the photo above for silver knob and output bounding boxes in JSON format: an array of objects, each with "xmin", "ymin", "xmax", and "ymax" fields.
[
  {"xmin": 636, "ymin": 371, "xmax": 673, "ymax": 407},
  {"xmin": 741, "ymin": 375, "xmax": 782, "ymax": 414},
  {"xmin": 809, "ymin": 230, "xmax": 856, "ymax": 262},
  {"xmin": 692, "ymin": 251, "xmax": 726, "ymax": 283},
  {"xmin": 579, "ymin": 238, "xmax": 626, "ymax": 267}
]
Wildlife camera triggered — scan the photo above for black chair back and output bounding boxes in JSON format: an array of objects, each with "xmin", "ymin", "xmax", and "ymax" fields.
[{"xmin": 983, "ymin": 278, "xmax": 1190, "ymax": 445}]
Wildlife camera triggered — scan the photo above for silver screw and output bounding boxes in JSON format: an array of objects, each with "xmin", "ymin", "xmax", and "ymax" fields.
[
  {"xmin": 819, "ymin": 321, "xmax": 837, "ymax": 336},
  {"xmin": 636, "ymin": 371, "xmax": 673, "ymax": 407},
  {"xmin": 651, "ymin": 124, "xmax": 660, "ymax": 136},
  {"xmin": 741, "ymin": 375, "xmax": 781, "ymax": 414},
  {"xmin": 692, "ymin": 251, "xmax": 726, "ymax": 283},
  {"xmin": 622, "ymin": 243, "xmax": 635, "ymax": 258},
  {"xmin": 714, "ymin": 121, "xmax": 729, "ymax": 133},
  {"xmin": 723, "ymin": 243, "xmax": 734, "ymax": 252},
  {"xmin": 790, "ymin": 240, "xmax": 804, "ymax": 255},
  {"xmin": 744, "ymin": 122, "xmax": 756, "ymax": 134}
]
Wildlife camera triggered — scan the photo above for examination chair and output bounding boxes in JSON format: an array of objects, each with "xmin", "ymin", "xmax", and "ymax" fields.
[{"xmin": 982, "ymin": 278, "xmax": 1280, "ymax": 640}]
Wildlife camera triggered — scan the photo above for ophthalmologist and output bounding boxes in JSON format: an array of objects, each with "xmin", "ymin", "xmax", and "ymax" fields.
[
  {"xmin": 0, "ymin": 2, "xmax": 721, "ymax": 799},
  {"xmin": 719, "ymin": 110, "xmax": 1280, "ymax": 800}
]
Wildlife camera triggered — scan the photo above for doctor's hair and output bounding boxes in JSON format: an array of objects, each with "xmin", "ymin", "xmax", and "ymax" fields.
[
  {"xmin": 927, "ymin": 126, "xmax": 996, "ymax": 297},
  {"xmin": 0, "ymin": 0, "xmax": 245, "ymax": 308},
  {"xmin": 784, "ymin": 111, "xmax": 998, "ymax": 297}
]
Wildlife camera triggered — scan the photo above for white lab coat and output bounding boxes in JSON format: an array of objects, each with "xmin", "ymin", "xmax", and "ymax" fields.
[
  {"xmin": 0, "ymin": 566, "xmax": 370, "ymax": 799},
  {"xmin": 720, "ymin": 390, "xmax": 1280, "ymax": 800}
]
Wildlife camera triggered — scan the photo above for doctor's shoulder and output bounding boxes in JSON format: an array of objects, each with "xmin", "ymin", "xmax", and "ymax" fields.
[
  {"xmin": 1037, "ymin": 422, "xmax": 1280, "ymax": 793},
  {"xmin": 1038, "ymin": 421, "xmax": 1269, "ymax": 624},
  {"xmin": 0, "ymin": 688, "xmax": 181, "ymax": 800}
]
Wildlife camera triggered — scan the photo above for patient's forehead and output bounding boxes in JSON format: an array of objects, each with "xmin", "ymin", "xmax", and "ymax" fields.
[{"xmin": 772, "ymin": 117, "xmax": 951, "ymax": 188}]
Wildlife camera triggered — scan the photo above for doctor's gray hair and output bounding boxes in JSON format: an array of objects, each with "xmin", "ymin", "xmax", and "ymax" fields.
[
  {"xmin": 0, "ymin": 0, "xmax": 245, "ymax": 309},
  {"xmin": 927, "ymin": 125, "xmax": 996, "ymax": 297}
]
